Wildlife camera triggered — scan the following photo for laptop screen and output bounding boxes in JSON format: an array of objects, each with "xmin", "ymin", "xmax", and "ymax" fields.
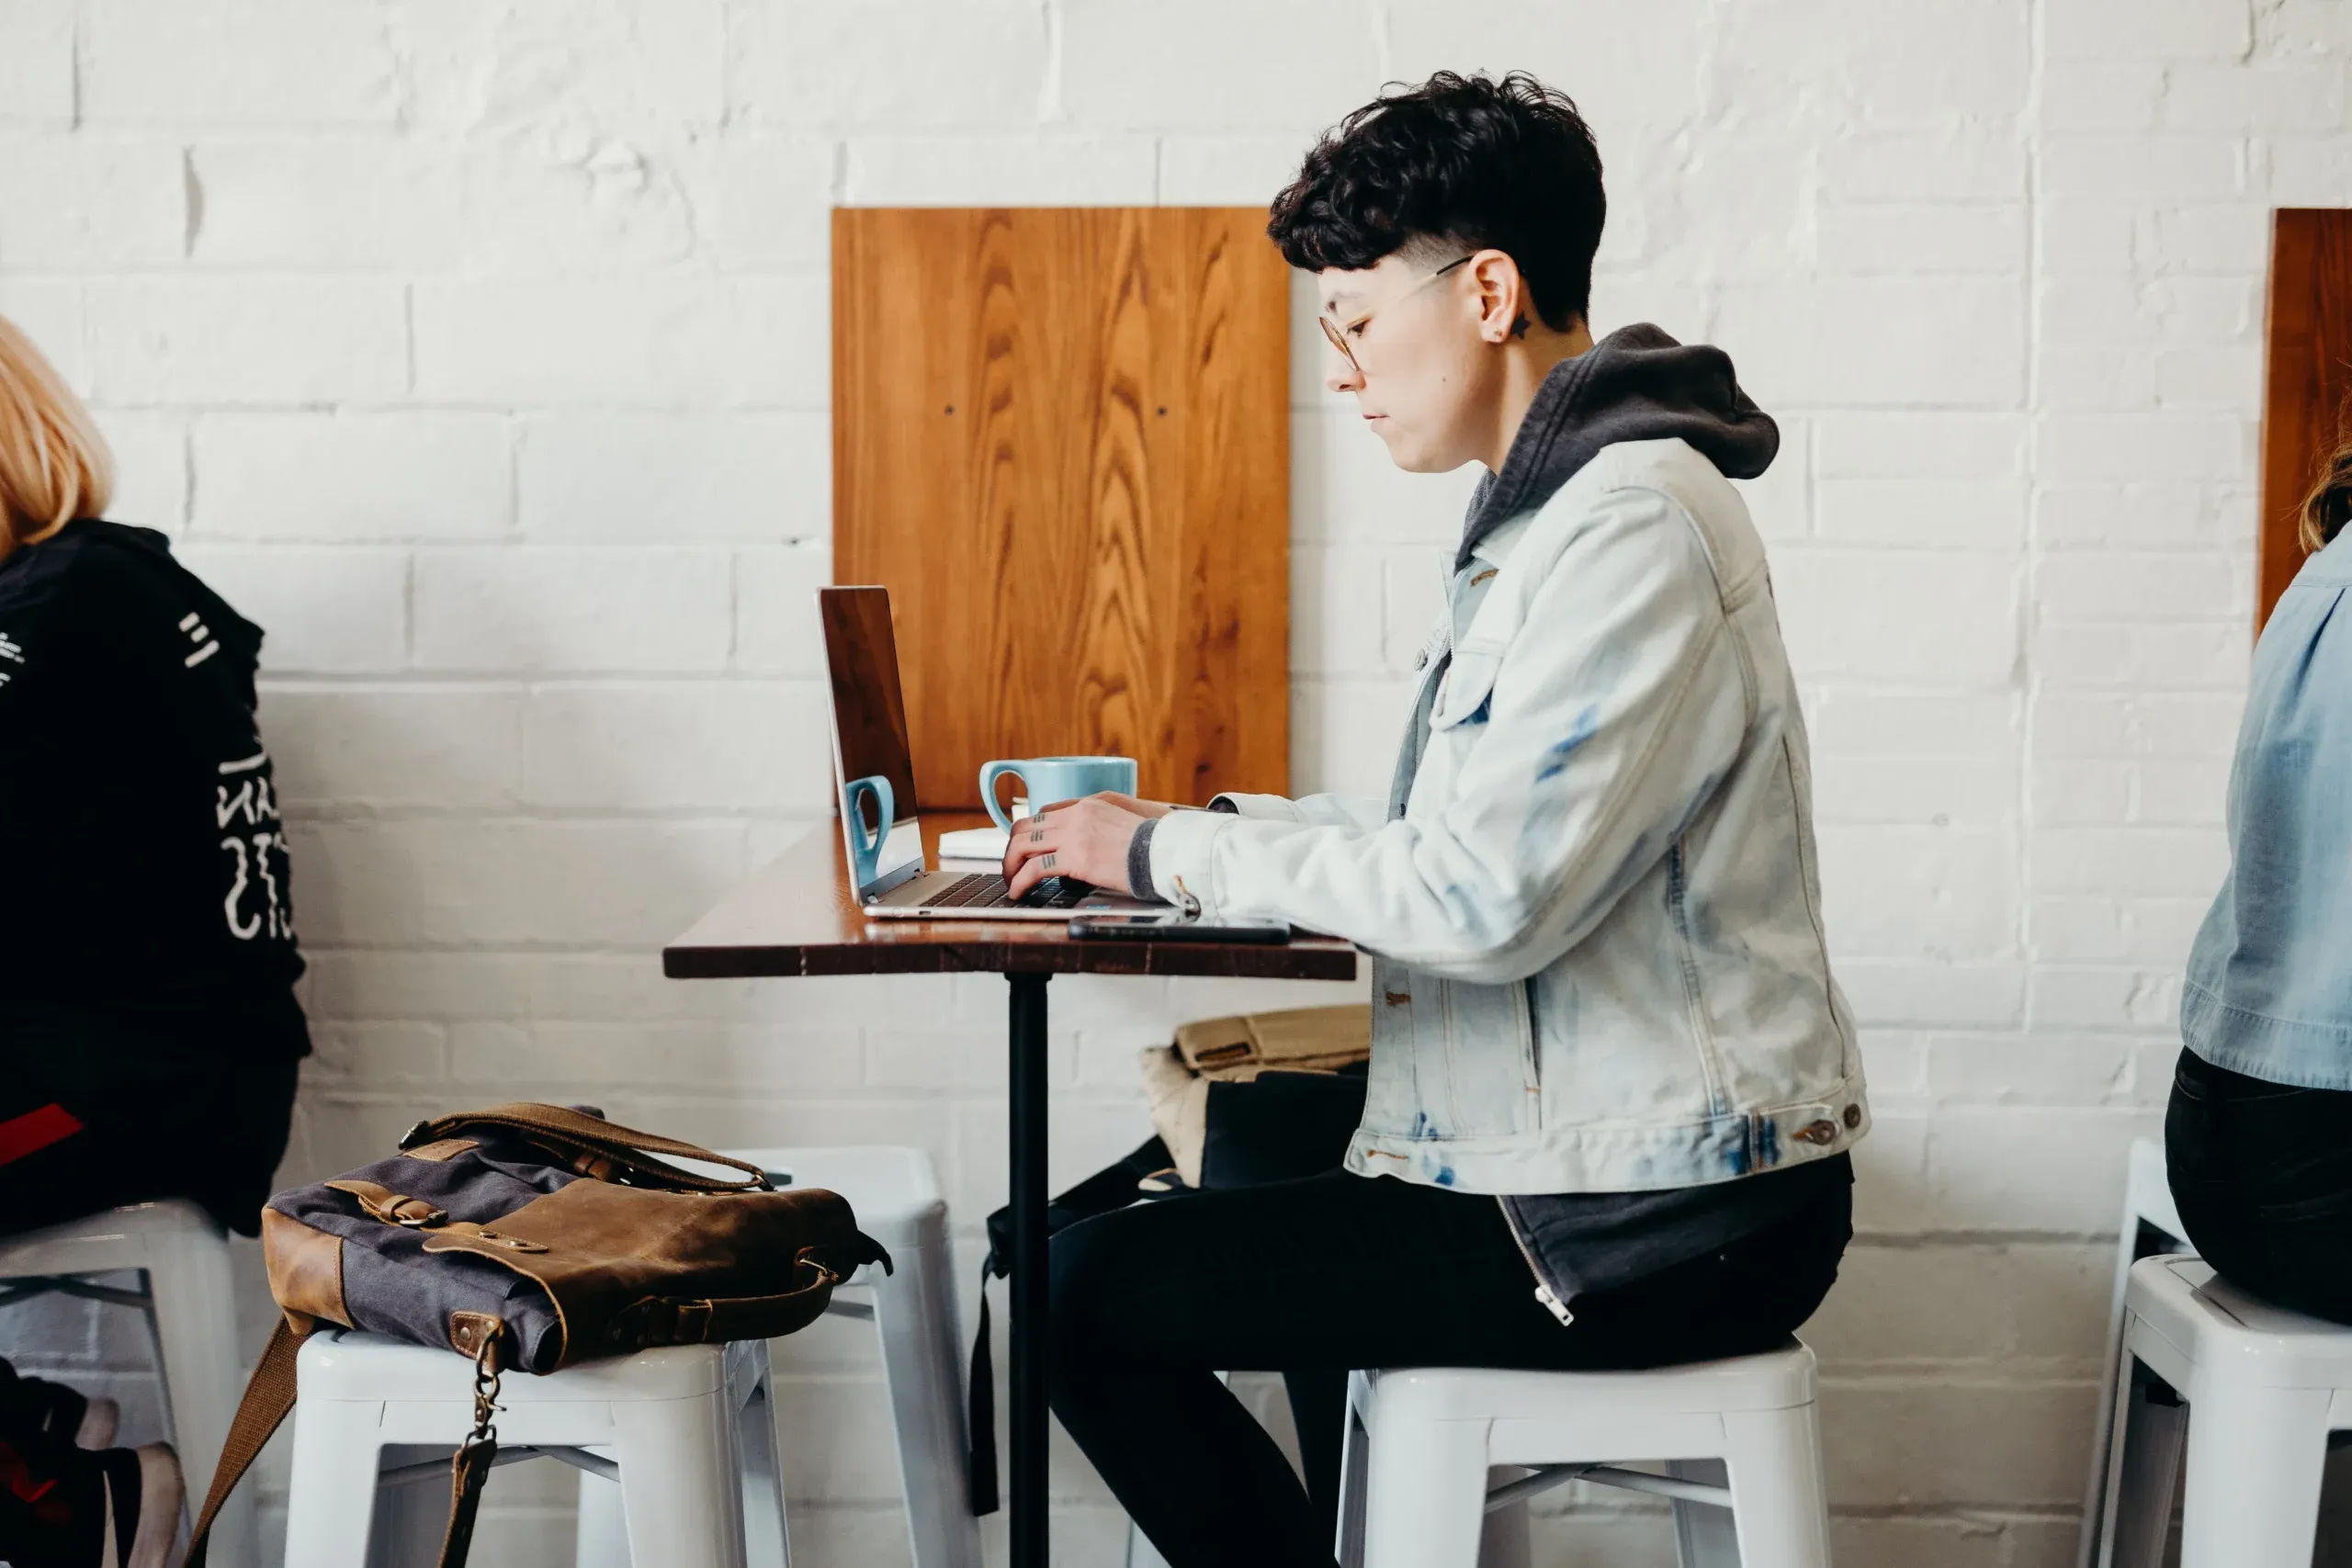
[{"xmin": 820, "ymin": 586, "xmax": 925, "ymax": 893}]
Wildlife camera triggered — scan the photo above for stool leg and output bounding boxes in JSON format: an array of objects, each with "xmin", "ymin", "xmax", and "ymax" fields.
[
  {"xmin": 1668, "ymin": 1460, "xmax": 1740, "ymax": 1568},
  {"xmin": 576, "ymin": 1466, "xmax": 630, "ymax": 1568},
  {"xmin": 1721, "ymin": 1404, "xmax": 1832, "ymax": 1568},
  {"xmin": 1359, "ymin": 1403, "xmax": 1489, "ymax": 1568},
  {"xmin": 2177, "ymin": 1383, "xmax": 2331, "ymax": 1568},
  {"xmin": 611, "ymin": 1378, "xmax": 750, "ymax": 1568},
  {"xmin": 143, "ymin": 1224, "xmax": 258, "ymax": 1568},
  {"xmin": 1335, "ymin": 1373, "xmax": 1372, "ymax": 1568},
  {"xmin": 2103, "ymin": 1359, "xmax": 2187, "ymax": 1568},
  {"xmin": 280, "ymin": 1399, "xmax": 390, "ymax": 1568},
  {"xmin": 737, "ymin": 1344, "xmax": 792, "ymax": 1568},
  {"xmin": 871, "ymin": 1214, "xmax": 983, "ymax": 1568}
]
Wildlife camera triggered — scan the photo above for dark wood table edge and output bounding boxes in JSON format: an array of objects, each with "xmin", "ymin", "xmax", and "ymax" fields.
[{"xmin": 662, "ymin": 940, "xmax": 1360, "ymax": 981}]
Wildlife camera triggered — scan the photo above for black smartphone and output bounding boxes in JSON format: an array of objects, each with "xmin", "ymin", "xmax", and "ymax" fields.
[{"xmin": 1067, "ymin": 912, "xmax": 1293, "ymax": 942}]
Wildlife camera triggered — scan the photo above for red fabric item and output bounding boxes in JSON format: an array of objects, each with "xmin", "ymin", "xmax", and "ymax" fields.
[
  {"xmin": 0, "ymin": 1102, "xmax": 84, "ymax": 1168},
  {"xmin": 0, "ymin": 1435, "xmax": 70, "ymax": 1525}
]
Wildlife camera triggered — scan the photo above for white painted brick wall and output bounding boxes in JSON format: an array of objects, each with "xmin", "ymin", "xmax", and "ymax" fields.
[{"xmin": 0, "ymin": 2, "xmax": 2339, "ymax": 1563}]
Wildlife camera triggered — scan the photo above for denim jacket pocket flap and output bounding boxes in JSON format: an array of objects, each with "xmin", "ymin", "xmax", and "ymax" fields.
[{"xmin": 1430, "ymin": 647, "xmax": 1503, "ymax": 731}]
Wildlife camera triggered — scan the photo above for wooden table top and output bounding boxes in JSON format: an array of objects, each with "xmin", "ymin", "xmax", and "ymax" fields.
[{"xmin": 663, "ymin": 814, "xmax": 1360, "ymax": 982}]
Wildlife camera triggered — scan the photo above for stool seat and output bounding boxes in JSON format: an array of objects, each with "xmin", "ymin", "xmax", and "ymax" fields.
[
  {"xmin": 574, "ymin": 1145, "xmax": 979, "ymax": 1568},
  {"xmin": 2097, "ymin": 1255, "xmax": 2352, "ymax": 1568},
  {"xmin": 0, "ymin": 1200, "xmax": 255, "ymax": 1568},
  {"xmin": 300, "ymin": 1330, "xmax": 740, "ymax": 1405},
  {"xmin": 2128, "ymin": 1256, "xmax": 2352, "ymax": 1390},
  {"xmin": 287, "ymin": 1327, "xmax": 787, "ymax": 1568},
  {"xmin": 1366, "ymin": 1349, "xmax": 1817, "ymax": 1426},
  {"xmin": 1340, "ymin": 1342, "xmax": 1830, "ymax": 1568},
  {"xmin": 740, "ymin": 1145, "xmax": 943, "ymax": 1223}
]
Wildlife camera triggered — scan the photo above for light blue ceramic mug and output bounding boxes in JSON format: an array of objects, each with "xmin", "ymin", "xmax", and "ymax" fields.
[
  {"xmin": 842, "ymin": 774, "xmax": 895, "ymax": 886},
  {"xmin": 978, "ymin": 755, "xmax": 1138, "ymax": 833}
]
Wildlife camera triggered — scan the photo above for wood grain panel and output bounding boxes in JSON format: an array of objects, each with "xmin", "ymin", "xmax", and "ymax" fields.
[
  {"xmin": 2259, "ymin": 209, "xmax": 2352, "ymax": 631},
  {"xmin": 833, "ymin": 208, "xmax": 1289, "ymax": 809}
]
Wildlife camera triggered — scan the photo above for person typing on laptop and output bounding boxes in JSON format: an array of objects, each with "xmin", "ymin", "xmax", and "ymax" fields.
[{"xmin": 996, "ymin": 72, "xmax": 1867, "ymax": 1568}]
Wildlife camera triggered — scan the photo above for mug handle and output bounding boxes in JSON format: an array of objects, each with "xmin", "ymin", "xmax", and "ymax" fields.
[
  {"xmin": 842, "ymin": 774, "xmax": 895, "ymax": 884},
  {"xmin": 978, "ymin": 761, "xmax": 1027, "ymax": 833}
]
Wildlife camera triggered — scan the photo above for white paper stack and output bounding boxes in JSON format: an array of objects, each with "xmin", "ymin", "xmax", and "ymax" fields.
[{"xmin": 937, "ymin": 825, "xmax": 1012, "ymax": 863}]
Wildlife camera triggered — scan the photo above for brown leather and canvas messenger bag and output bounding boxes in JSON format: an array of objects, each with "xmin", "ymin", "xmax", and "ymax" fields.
[{"xmin": 187, "ymin": 1102, "xmax": 888, "ymax": 1568}]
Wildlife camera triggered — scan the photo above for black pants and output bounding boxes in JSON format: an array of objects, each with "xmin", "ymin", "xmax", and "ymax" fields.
[
  {"xmin": 1048, "ymin": 1167, "xmax": 1852, "ymax": 1568},
  {"xmin": 0, "ymin": 999, "xmax": 304, "ymax": 1239},
  {"xmin": 2168, "ymin": 1047, "xmax": 2352, "ymax": 1325}
]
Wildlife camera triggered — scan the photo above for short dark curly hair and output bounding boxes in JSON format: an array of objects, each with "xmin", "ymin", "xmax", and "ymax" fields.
[{"xmin": 1267, "ymin": 71, "xmax": 1604, "ymax": 332}]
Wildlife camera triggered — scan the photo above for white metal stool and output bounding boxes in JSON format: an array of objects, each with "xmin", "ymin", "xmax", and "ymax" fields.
[
  {"xmin": 577, "ymin": 1145, "xmax": 979, "ymax": 1568},
  {"xmin": 0, "ymin": 1199, "xmax": 257, "ymax": 1568},
  {"xmin": 2095, "ymin": 1254, "xmax": 2352, "ymax": 1568},
  {"xmin": 2076, "ymin": 1137, "xmax": 2193, "ymax": 1568},
  {"xmin": 1337, "ymin": 1342, "xmax": 1831, "ymax": 1568},
  {"xmin": 284, "ymin": 1326, "xmax": 785, "ymax": 1567}
]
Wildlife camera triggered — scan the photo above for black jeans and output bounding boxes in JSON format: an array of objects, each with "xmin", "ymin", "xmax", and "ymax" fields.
[
  {"xmin": 1047, "ymin": 1167, "xmax": 1852, "ymax": 1568},
  {"xmin": 0, "ymin": 999, "xmax": 304, "ymax": 1238},
  {"xmin": 2168, "ymin": 1047, "xmax": 2352, "ymax": 1324}
]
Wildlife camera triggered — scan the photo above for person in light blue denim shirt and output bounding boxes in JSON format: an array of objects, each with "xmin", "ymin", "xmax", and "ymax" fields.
[{"xmin": 2168, "ymin": 430, "xmax": 2352, "ymax": 1322}]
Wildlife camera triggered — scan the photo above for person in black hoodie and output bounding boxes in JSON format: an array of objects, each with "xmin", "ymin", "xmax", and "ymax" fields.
[{"xmin": 0, "ymin": 311, "xmax": 306, "ymax": 1566}]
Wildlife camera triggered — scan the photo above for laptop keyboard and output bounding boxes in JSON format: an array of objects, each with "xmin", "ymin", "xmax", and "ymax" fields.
[{"xmin": 926, "ymin": 873, "xmax": 1089, "ymax": 910}]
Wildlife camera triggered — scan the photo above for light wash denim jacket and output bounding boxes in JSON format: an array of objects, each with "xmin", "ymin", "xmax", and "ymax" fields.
[
  {"xmin": 1146, "ymin": 436, "xmax": 1870, "ymax": 1194},
  {"xmin": 2181, "ymin": 531, "xmax": 2352, "ymax": 1089}
]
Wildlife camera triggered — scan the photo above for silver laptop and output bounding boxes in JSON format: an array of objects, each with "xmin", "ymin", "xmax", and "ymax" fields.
[{"xmin": 820, "ymin": 586, "xmax": 1158, "ymax": 921}]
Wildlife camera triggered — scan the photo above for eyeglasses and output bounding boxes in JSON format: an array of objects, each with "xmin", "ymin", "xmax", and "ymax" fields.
[{"xmin": 1318, "ymin": 254, "xmax": 1475, "ymax": 377}]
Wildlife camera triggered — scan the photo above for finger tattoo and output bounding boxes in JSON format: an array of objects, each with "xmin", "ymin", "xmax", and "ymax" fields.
[{"xmin": 1042, "ymin": 853, "xmax": 1057, "ymax": 871}]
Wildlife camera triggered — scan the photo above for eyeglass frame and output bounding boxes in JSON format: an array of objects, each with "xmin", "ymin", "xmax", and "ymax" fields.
[{"xmin": 1317, "ymin": 254, "xmax": 1476, "ymax": 377}]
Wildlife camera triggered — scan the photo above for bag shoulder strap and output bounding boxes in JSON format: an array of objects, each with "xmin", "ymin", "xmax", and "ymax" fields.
[
  {"xmin": 185, "ymin": 1318, "xmax": 302, "ymax": 1568},
  {"xmin": 187, "ymin": 1319, "xmax": 508, "ymax": 1568},
  {"xmin": 402, "ymin": 1103, "xmax": 771, "ymax": 1192}
]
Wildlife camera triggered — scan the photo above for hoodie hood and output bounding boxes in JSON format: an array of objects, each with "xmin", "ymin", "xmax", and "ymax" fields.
[{"xmin": 1456, "ymin": 323, "xmax": 1779, "ymax": 569}]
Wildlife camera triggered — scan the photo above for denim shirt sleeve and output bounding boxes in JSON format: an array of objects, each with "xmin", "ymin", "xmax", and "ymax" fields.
[{"xmin": 2182, "ymin": 539, "xmax": 2352, "ymax": 1089}]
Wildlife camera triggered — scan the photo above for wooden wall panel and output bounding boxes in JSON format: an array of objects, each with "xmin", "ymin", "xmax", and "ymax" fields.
[
  {"xmin": 832, "ymin": 208, "xmax": 1289, "ymax": 810},
  {"xmin": 2258, "ymin": 209, "xmax": 2352, "ymax": 631}
]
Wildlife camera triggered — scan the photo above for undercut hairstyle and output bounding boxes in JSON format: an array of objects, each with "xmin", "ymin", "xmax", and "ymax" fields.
[{"xmin": 1267, "ymin": 71, "xmax": 1606, "ymax": 332}]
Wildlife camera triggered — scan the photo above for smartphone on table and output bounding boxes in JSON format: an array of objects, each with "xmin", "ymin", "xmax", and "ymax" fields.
[{"xmin": 1067, "ymin": 912, "xmax": 1293, "ymax": 943}]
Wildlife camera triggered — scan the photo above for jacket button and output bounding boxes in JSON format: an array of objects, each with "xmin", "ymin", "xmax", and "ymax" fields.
[
  {"xmin": 1842, "ymin": 1104, "xmax": 1862, "ymax": 1130},
  {"xmin": 1414, "ymin": 649, "xmax": 1429, "ymax": 671},
  {"xmin": 1795, "ymin": 1119, "xmax": 1838, "ymax": 1145}
]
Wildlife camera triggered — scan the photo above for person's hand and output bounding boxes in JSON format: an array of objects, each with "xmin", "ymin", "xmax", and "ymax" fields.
[
  {"xmin": 1080, "ymin": 792, "xmax": 1176, "ymax": 819},
  {"xmin": 1001, "ymin": 792, "xmax": 1155, "ymax": 898}
]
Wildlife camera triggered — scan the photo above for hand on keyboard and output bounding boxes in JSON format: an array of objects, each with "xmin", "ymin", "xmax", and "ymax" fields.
[{"xmin": 927, "ymin": 873, "xmax": 1093, "ymax": 910}]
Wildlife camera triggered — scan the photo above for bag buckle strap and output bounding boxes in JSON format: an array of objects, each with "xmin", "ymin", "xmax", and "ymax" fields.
[{"xmin": 327, "ymin": 1179, "xmax": 449, "ymax": 1229}]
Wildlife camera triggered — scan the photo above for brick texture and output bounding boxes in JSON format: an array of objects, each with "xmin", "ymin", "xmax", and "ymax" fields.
[{"xmin": 0, "ymin": 1, "xmax": 2329, "ymax": 1563}]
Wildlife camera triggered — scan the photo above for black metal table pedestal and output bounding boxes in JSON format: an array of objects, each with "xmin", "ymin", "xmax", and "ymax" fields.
[{"xmin": 1006, "ymin": 971, "xmax": 1051, "ymax": 1568}]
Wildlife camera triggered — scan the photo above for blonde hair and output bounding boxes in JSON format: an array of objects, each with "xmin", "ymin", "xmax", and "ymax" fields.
[{"xmin": 0, "ymin": 313, "xmax": 113, "ymax": 558}]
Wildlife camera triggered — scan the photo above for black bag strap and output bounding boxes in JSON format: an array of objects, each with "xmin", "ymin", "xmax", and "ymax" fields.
[
  {"xmin": 967, "ymin": 1259, "xmax": 1000, "ymax": 1516},
  {"xmin": 401, "ymin": 1102, "xmax": 772, "ymax": 1192}
]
